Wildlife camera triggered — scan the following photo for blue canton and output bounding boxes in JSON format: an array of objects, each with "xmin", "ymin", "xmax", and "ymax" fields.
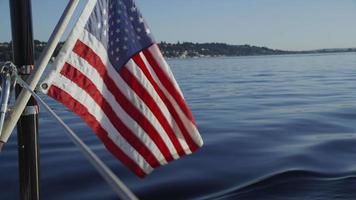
[{"xmin": 85, "ymin": 0, "xmax": 155, "ymax": 71}]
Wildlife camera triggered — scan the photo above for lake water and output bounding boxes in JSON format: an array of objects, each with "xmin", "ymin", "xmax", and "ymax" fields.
[{"xmin": 1, "ymin": 52, "xmax": 356, "ymax": 199}]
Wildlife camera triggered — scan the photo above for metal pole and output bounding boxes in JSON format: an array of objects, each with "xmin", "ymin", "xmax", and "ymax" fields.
[{"xmin": 9, "ymin": 0, "xmax": 40, "ymax": 199}]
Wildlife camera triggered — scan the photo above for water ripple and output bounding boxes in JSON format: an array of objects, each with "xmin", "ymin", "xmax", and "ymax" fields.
[{"xmin": 200, "ymin": 169, "xmax": 356, "ymax": 200}]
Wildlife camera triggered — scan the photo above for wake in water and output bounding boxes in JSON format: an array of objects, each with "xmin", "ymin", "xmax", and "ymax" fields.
[{"xmin": 201, "ymin": 169, "xmax": 356, "ymax": 200}]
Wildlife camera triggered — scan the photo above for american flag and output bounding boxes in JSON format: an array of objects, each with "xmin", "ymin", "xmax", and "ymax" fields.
[{"xmin": 41, "ymin": 0, "xmax": 203, "ymax": 177}]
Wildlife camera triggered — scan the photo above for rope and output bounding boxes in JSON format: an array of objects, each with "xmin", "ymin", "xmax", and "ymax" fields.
[{"xmin": 16, "ymin": 77, "xmax": 139, "ymax": 200}]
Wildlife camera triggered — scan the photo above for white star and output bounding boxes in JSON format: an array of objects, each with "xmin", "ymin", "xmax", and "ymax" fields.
[
  {"xmin": 137, "ymin": 35, "xmax": 141, "ymax": 40},
  {"xmin": 146, "ymin": 28, "xmax": 151, "ymax": 34},
  {"xmin": 103, "ymin": 9, "xmax": 107, "ymax": 15},
  {"xmin": 103, "ymin": 30, "xmax": 107, "ymax": 36},
  {"xmin": 116, "ymin": 19, "xmax": 121, "ymax": 23},
  {"xmin": 123, "ymin": 45, "xmax": 127, "ymax": 50},
  {"xmin": 116, "ymin": 48, "xmax": 119, "ymax": 52},
  {"xmin": 136, "ymin": 27, "xmax": 142, "ymax": 32},
  {"xmin": 116, "ymin": 38, "xmax": 119, "ymax": 42},
  {"xmin": 116, "ymin": 57, "xmax": 120, "ymax": 61},
  {"xmin": 124, "ymin": 29, "xmax": 128, "ymax": 33},
  {"xmin": 124, "ymin": 37, "xmax": 128, "ymax": 41},
  {"xmin": 97, "ymin": 23, "xmax": 101, "ymax": 29},
  {"xmin": 111, "ymin": 50, "xmax": 114, "ymax": 55},
  {"xmin": 130, "ymin": 16, "xmax": 134, "ymax": 21},
  {"xmin": 103, "ymin": 20, "xmax": 107, "ymax": 26},
  {"xmin": 131, "ymin": 7, "xmax": 136, "ymax": 12},
  {"xmin": 138, "ymin": 17, "xmax": 144, "ymax": 23},
  {"xmin": 116, "ymin": 29, "xmax": 120, "ymax": 33},
  {"xmin": 110, "ymin": 31, "xmax": 114, "ymax": 35}
]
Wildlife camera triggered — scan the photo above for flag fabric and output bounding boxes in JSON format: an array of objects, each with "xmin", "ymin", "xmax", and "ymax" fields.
[{"xmin": 41, "ymin": 0, "xmax": 203, "ymax": 177}]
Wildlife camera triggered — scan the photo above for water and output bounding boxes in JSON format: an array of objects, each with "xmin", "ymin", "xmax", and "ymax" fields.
[{"xmin": 2, "ymin": 52, "xmax": 356, "ymax": 199}]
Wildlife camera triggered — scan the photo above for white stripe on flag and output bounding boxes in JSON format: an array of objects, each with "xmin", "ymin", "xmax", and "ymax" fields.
[
  {"xmin": 125, "ymin": 59, "xmax": 192, "ymax": 154},
  {"xmin": 65, "ymin": 51, "xmax": 168, "ymax": 164},
  {"xmin": 148, "ymin": 45, "xmax": 185, "ymax": 98},
  {"xmin": 50, "ymin": 74, "xmax": 154, "ymax": 174},
  {"xmin": 139, "ymin": 51, "xmax": 203, "ymax": 146},
  {"xmin": 44, "ymin": 0, "xmax": 97, "ymax": 88}
]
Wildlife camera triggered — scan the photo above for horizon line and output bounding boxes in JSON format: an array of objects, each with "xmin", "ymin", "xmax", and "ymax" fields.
[{"xmin": 1, "ymin": 40, "xmax": 356, "ymax": 52}]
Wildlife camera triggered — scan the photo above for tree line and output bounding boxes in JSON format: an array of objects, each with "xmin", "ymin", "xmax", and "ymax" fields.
[
  {"xmin": 0, "ymin": 40, "xmax": 64, "ymax": 62},
  {"xmin": 159, "ymin": 42, "xmax": 288, "ymax": 58}
]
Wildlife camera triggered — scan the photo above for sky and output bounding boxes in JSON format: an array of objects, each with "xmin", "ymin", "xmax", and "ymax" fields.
[{"xmin": 1, "ymin": 0, "xmax": 356, "ymax": 51}]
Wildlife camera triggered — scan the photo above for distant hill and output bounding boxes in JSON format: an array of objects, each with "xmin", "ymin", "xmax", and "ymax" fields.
[
  {"xmin": 1, "ymin": 40, "xmax": 356, "ymax": 62},
  {"xmin": 159, "ymin": 42, "xmax": 288, "ymax": 58},
  {"xmin": 0, "ymin": 40, "xmax": 64, "ymax": 62}
]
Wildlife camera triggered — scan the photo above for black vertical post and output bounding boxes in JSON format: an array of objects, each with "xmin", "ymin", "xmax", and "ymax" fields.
[{"xmin": 9, "ymin": 0, "xmax": 40, "ymax": 199}]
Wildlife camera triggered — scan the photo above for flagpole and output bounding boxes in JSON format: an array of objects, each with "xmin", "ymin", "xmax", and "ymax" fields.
[
  {"xmin": 0, "ymin": 0, "xmax": 80, "ymax": 144},
  {"xmin": 9, "ymin": 0, "xmax": 40, "ymax": 199}
]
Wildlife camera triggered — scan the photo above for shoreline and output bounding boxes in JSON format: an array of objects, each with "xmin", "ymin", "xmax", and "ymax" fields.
[{"xmin": 2, "ymin": 41, "xmax": 356, "ymax": 62}]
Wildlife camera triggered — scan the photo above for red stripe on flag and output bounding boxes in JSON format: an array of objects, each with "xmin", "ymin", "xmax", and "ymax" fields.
[
  {"xmin": 120, "ymin": 66, "xmax": 186, "ymax": 157},
  {"xmin": 143, "ymin": 46, "xmax": 196, "ymax": 125},
  {"xmin": 47, "ymin": 85, "xmax": 147, "ymax": 177},
  {"xmin": 72, "ymin": 41, "xmax": 175, "ymax": 162},
  {"xmin": 73, "ymin": 40, "xmax": 107, "ymax": 76},
  {"xmin": 60, "ymin": 62, "xmax": 163, "ymax": 167},
  {"xmin": 132, "ymin": 54, "xmax": 199, "ymax": 152}
]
